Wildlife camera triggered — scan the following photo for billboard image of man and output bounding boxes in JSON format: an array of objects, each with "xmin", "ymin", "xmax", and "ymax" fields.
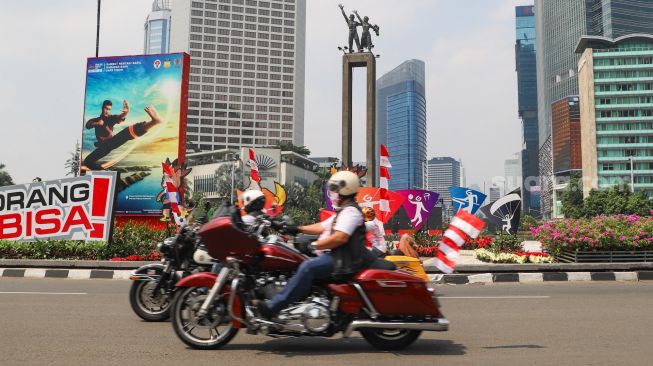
[
  {"xmin": 81, "ymin": 53, "xmax": 189, "ymax": 215},
  {"xmin": 83, "ymin": 100, "xmax": 162, "ymax": 170}
]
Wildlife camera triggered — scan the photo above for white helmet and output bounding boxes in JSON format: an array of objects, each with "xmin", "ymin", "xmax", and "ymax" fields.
[
  {"xmin": 241, "ymin": 189, "xmax": 265, "ymax": 212},
  {"xmin": 327, "ymin": 171, "xmax": 360, "ymax": 198}
]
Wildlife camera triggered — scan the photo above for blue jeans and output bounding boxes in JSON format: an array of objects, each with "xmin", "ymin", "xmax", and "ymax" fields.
[{"xmin": 267, "ymin": 254, "xmax": 334, "ymax": 314}]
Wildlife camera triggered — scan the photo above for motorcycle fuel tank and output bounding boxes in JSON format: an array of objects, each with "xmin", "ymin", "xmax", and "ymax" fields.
[{"xmin": 258, "ymin": 242, "xmax": 306, "ymax": 271}]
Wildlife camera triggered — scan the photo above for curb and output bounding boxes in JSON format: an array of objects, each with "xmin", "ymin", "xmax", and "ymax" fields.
[
  {"xmin": 428, "ymin": 271, "xmax": 653, "ymax": 285},
  {"xmin": 0, "ymin": 268, "xmax": 133, "ymax": 280},
  {"xmin": 2, "ymin": 268, "xmax": 653, "ymax": 284},
  {"xmin": 0, "ymin": 259, "xmax": 153, "ymax": 270}
]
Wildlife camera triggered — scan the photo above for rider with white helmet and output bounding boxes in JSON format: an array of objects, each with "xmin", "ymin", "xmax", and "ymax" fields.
[
  {"xmin": 240, "ymin": 189, "xmax": 266, "ymax": 226},
  {"xmin": 256, "ymin": 170, "xmax": 378, "ymax": 319}
]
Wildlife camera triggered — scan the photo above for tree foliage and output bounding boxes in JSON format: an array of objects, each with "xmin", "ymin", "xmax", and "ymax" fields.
[
  {"xmin": 214, "ymin": 163, "xmax": 245, "ymax": 204},
  {"xmin": 560, "ymin": 177, "xmax": 653, "ymax": 218},
  {"xmin": 268, "ymin": 141, "xmax": 311, "ymax": 157},
  {"xmin": 64, "ymin": 140, "xmax": 81, "ymax": 177},
  {"xmin": 0, "ymin": 163, "xmax": 14, "ymax": 187}
]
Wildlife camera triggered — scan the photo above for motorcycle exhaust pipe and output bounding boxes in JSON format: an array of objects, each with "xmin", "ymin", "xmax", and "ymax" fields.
[{"xmin": 343, "ymin": 318, "xmax": 449, "ymax": 338}]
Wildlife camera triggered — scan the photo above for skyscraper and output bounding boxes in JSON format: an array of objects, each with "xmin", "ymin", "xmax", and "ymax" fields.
[
  {"xmin": 534, "ymin": 0, "xmax": 653, "ymax": 219},
  {"xmin": 144, "ymin": 0, "xmax": 172, "ymax": 54},
  {"xmin": 577, "ymin": 35, "xmax": 653, "ymax": 198},
  {"xmin": 504, "ymin": 152, "xmax": 522, "ymax": 192},
  {"xmin": 377, "ymin": 59, "xmax": 427, "ymax": 190},
  {"xmin": 170, "ymin": 0, "xmax": 306, "ymax": 152},
  {"xmin": 426, "ymin": 157, "xmax": 461, "ymax": 209},
  {"xmin": 515, "ymin": 5, "xmax": 539, "ymax": 215}
]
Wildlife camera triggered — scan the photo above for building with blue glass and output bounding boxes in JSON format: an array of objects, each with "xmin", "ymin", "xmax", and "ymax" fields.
[
  {"xmin": 377, "ymin": 59, "xmax": 427, "ymax": 190},
  {"xmin": 144, "ymin": 0, "xmax": 172, "ymax": 55},
  {"xmin": 515, "ymin": 5, "xmax": 540, "ymax": 216}
]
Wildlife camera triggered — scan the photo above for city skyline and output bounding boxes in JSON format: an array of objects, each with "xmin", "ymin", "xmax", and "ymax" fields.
[{"xmin": 1, "ymin": 0, "xmax": 525, "ymax": 189}]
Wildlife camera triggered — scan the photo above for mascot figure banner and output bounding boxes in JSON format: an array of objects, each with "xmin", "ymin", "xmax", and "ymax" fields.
[{"xmin": 80, "ymin": 53, "xmax": 190, "ymax": 215}]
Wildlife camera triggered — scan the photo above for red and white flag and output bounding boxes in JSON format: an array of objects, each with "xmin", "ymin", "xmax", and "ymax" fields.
[
  {"xmin": 249, "ymin": 148, "xmax": 261, "ymax": 184},
  {"xmin": 379, "ymin": 144, "xmax": 391, "ymax": 221},
  {"xmin": 162, "ymin": 163, "xmax": 182, "ymax": 223},
  {"xmin": 380, "ymin": 144, "xmax": 392, "ymax": 168},
  {"xmin": 427, "ymin": 210, "xmax": 485, "ymax": 274}
]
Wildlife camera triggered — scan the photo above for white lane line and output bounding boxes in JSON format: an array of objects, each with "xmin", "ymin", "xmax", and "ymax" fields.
[
  {"xmin": 0, "ymin": 292, "xmax": 88, "ymax": 295},
  {"xmin": 439, "ymin": 296, "xmax": 550, "ymax": 299}
]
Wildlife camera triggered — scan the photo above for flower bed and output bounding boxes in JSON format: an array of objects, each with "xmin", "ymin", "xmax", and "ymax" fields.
[
  {"xmin": 531, "ymin": 214, "xmax": 653, "ymax": 258},
  {"xmin": 474, "ymin": 248, "xmax": 552, "ymax": 264}
]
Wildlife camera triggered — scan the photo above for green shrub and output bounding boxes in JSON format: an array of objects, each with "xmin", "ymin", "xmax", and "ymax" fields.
[{"xmin": 488, "ymin": 233, "xmax": 523, "ymax": 253}]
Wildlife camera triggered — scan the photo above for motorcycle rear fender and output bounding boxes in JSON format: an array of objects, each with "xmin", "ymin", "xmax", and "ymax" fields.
[
  {"xmin": 130, "ymin": 263, "xmax": 165, "ymax": 281},
  {"xmin": 175, "ymin": 272, "xmax": 245, "ymax": 329}
]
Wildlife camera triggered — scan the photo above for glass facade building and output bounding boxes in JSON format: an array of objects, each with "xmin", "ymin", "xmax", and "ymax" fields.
[
  {"xmin": 534, "ymin": 0, "xmax": 653, "ymax": 218},
  {"xmin": 578, "ymin": 35, "xmax": 653, "ymax": 197},
  {"xmin": 377, "ymin": 60, "xmax": 427, "ymax": 190},
  {"xmin": 170, "ymin": 0, "xmax": 306, "ymax": 152},
  {"xmin": 144, "ymin": 0, "xmax": 172, "ymax": 54},
  {"xmin": 426, "ymin": 157, "xmax": 461, "ymax": 209},
  {"xmin": 515, "ymin": 5, "xmax": 540, "ymax": 215}
]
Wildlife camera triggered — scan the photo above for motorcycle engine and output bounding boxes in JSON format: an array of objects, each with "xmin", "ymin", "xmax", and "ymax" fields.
[{"xmin": 278, "ymin": 296, "xmax": 332, "ymax": 334}]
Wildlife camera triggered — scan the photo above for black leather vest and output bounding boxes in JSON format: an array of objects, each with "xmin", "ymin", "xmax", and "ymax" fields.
[{"xmin": 330, "ymin": 201, "xmax": 377, "ymax": 276}]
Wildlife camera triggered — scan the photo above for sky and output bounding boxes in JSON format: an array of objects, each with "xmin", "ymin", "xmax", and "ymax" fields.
[{"xmin": 0, "ymin": 0, "xmax": 527, "ymax": 191}]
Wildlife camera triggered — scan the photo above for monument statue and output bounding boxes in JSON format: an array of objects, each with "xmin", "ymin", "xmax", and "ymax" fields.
[
  {"xmin": 353, "ymin": 10, "xmax": 379, "ymax": 52},
  {"xmin": 338, "ymin": 4, "xmax": 361, "ymax": 53}
]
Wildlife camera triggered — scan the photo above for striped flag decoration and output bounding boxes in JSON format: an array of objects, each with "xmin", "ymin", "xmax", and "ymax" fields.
[
  {"xmin": 379, "ymin": 144, "xmax": 391, "ymax": 222},
  {"xmin": 162, "ymin": 163, "xmax": 182, "ymax": 224},
  {"xmin": 427, "ymin": 210, "xmax": 485, "ymax": 274},
  {"xmin": 249, "ymin": 148, "xmax": 261, "ymax": 184},
  {"xmin": 380, "ymin": 144, "xmax": 392, "ymax": 168}
]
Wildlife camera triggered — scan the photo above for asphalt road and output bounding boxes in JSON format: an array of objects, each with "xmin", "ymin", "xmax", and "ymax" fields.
[{"xmin": 1, "ymin": 278, "xmax": 652, "ymax": 366}]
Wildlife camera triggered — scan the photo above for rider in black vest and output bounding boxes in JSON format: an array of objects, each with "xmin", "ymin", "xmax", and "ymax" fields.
[{"xmin": 257, "ymin": 171, "xmax": 377, "ymax": 319}]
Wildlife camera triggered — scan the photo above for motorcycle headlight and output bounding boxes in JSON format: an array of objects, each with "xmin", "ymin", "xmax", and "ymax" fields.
[{"xmin": 158, "ymin": 237, "xmax": 176, "ymax": 256}]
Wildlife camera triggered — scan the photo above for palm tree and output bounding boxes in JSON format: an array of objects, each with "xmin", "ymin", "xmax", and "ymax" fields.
[
  {"xmin": 0, "ymin": 163, "xmax": 14, "ymax": 187},
  {"xmin": 64, "ymin": 140, "xmax": 81, "ymax": 177}
]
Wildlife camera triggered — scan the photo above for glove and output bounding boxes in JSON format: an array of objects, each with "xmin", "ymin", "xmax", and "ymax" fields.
[
  {"xmin": 280, "ymin": 225, "xmax": 299, "ymax": 235},
  {"xmin": 270, "ymin": 220, "xmax": 284, "ymax": 231}
]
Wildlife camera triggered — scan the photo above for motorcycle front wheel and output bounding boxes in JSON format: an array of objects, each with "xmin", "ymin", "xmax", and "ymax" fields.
[
  {"xmin": 171, "ymin": 286, "xmax": 239, "ymax": 350},
  {"xmin": 129, "ymin": 280, "xmax": 171, "ymax": 321},
  {"xmin": 360, "ymin": 329, "xmax": 422, "ymax": 351}
]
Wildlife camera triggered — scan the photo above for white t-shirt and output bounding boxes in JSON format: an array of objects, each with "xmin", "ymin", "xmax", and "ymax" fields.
[
  {"xmin": 318, "ymin": 206, "xmax": 364, "ymax": 241},
  {"xmin": 242, "ymin": 214, "xmax": 256, "ymax": 226},
  {"xmin": 365, "ymin": 219, "xmax": 387, "ymax": 253}
]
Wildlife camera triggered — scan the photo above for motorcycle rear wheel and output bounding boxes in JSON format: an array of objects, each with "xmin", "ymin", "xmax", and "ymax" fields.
[
  {"xmin": 129, "ymin": 280, "xmax": 171, "ymax": 322},
  {"xmin": 360, "ymin": 329, "xmax": 422, "ymax": 351},
  {"xmin": 172, "ymin": 286, "xmax": 239, "ymax": 350}
]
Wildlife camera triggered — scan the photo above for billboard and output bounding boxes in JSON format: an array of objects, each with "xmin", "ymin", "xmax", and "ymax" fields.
[
  {"xmin": 81, "ymin": 53, "xmax": 189, "ymax": 215},
  {"xmin": 0, "ymin": 172, "xmax": 117, "ymax": 241}
]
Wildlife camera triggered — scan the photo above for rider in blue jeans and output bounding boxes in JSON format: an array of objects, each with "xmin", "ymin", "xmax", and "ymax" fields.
[{"xmin": 257, "ymin": 171, "xmax": 378, "ymax": 318}]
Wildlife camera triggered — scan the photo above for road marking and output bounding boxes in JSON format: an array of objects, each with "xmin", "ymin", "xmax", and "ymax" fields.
[
  {"xmin": 0, "ymin": 292, "xmax": 88, "ymax": 295},
  {"xmin": 439, "ymin": 296, "xmax": 550, "ymax": 299}
]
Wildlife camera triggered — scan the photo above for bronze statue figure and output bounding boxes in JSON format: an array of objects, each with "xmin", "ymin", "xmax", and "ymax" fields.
[
  {"xmin": 338, "ymin": 4, "xmax": 361, "ymax": 53},
  {"xmin": 353, "ymin": 10, "xmax": 379, "ymax": 52}
]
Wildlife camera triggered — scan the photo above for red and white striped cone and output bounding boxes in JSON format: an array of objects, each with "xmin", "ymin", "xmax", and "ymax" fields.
[{"xmin": 426, "ymin": 210, "xmax": 485, "ymax": 274}]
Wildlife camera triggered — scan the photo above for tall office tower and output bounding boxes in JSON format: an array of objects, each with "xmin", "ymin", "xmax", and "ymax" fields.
[
  {"xmin": 515, "ymin": 5, "xmax": 540, "ymax": 215},
  {"xmin": 504, "ymin": 152, "xmax": 523, "ymax": 192},
  {"xmin": 577, "ymin": 35, "xmax": 653, "ymax": 198},
  {"xmin": 426, "ymin": 157, "xmax": 461, "ymax": 209},
  {"xmin": 534, "ymin": 0, "xmax": 653, "ymax": 219},
  {"xmin": 377, "ymin": 59, "xmax": 427, "ymax": 190},
  {"xmin": 489, "ymin": 185, "xmax": 502, "ymax": 203},
  {"xmin": 551, "ymin": 96, "xmax": 582, "ymax": 217},
  {"xmin": 170, "ymin": 0, "xmax": 306, "ymax": 152},
  {"xmin": 144, "ymin": 0, "xmax": 173, "ymax": 54}
]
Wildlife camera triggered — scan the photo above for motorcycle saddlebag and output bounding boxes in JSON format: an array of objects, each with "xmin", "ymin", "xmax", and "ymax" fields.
[{"xmin": 354, "ymin": 269, "xmax": 439, "ymax": 317}]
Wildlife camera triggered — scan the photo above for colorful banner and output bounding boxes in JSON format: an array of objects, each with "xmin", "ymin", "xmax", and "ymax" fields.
[
  {"xmin": 80, "ymin": 53, "xmax": 189, "ymax": 215},
  {"xmin": 0, "ymin": 172, "xmax": 117, "ymax": 241},
  {"xmin": 355, "ymin": 187, "xmax": 404, "ymax": 224},
  {"xmin": 480, "ymin": 188, "xmax": 522, "ymax": 234},
  {"xmin": 395, "ymin": 189, "xmax": 440, "ymax": 231},
  {"xmin": 449, "ymin": 186, "xmax": 486, "ymax": 214}
]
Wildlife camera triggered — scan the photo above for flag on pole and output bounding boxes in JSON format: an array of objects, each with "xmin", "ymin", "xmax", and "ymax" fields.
[
  {"xmin": 426, "ymin": 210, "xmax": 485, "ymax": 274},
  {"xmin": 379, "ymin": 144, "xmax": 391, "ymax": 222},
  {"xmin": 380, "ymin": 144, "xmax": 392, "ymax": 168},
  {"xmin": 162, "ymin": 163, "xmax": 182, "ymax": 224},
  {"xmin": 249, "ymin": 148, "xmax": 261, "ymax": 184}
]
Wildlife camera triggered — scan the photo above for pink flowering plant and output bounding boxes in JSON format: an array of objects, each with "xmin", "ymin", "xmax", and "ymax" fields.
[{"xmin": 531, "ymin": 214, "xmax": 653, "ymax": 257}]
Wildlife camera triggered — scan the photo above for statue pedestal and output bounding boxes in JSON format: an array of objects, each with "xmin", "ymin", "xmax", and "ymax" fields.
[{"xmin": 342, "ymin": 52, "xmax": 376, "ymax": 186}]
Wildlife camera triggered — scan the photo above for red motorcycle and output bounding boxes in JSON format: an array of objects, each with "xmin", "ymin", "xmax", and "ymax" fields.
[{"xmin": 170, "ymin": 216, "xmax": 448, "ymax": 351}]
